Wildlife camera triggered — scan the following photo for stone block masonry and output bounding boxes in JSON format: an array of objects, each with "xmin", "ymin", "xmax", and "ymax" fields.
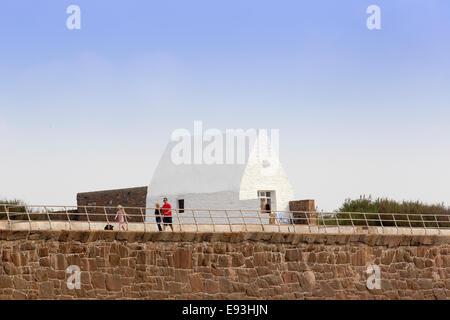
[
  {"xmin": 290, "ymin": 200, "xmax": 315, "ymax": 225},
  {"xmin": 0, "ymin": 230, "xmax": 449, "ymax": 300},
  {"xmin": 76, "ymin": 187, "xmax": 147, "ymax": 222}
]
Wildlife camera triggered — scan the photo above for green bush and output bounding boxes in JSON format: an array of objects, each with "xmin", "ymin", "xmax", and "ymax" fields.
[
  {"xmin": 332, "ymin": 195, "xmax": 450, "ymax": 228},
  {"xmin": 0, "ymin": 199, "xmax": 28, "ymax": 220}
]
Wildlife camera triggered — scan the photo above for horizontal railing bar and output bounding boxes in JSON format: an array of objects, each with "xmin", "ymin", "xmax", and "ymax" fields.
[
  {"xmin": 1, "ymin": 204, "xmax": 449, "ymax": 234},
  {"xmin": 3, "ymin": 206, "xmax": 449, "ymax": 217}
]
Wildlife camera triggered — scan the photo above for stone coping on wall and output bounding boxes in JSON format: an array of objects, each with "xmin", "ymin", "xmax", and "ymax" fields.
[{"xmin": 1, "ymin": 230, "xmax": 449, "ymax": 247}]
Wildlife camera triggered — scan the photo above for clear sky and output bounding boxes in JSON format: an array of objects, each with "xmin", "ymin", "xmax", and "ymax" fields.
[{"xmin": 1, "ymin": 0, "xmax": 449, "ymax": 211}]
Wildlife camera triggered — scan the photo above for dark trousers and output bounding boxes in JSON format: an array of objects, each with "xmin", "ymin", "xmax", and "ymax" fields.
[{"xmin": 155, "ymin": 216, "xmax": 162, "ymax": 231}]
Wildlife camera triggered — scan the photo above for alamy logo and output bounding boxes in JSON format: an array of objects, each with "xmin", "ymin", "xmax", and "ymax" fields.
[
  {"xmin": 366, "ymin": 5, "xmax": 381, "ymax": 30},
  {"xmin": 66, "ymin": 5, "xmax": 81, "ymax": 30},
  {"xmin": 170, "ymin": 121, "xmax": 280, "ymax": 176},
  {"xmin": 66, "ymin": 265, "xmax": 81, "ymax": 290},
  {"xmin": 366, "ymin": 264, "xmax": 381, "ymax": 290}
]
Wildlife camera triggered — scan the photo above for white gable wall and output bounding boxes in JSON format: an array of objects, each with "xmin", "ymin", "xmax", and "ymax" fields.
[
  {"xmin": 239, "ymin": 130, "xmax": 294, "ymax": 212},
  {"xmin": 147, "ymin": 191, "xmax": 263, "ymax": 224},
  {"xmin": 239, "ymin": 165, "xmax": 294, "ymax": 212},
  {"xmin": 146, "ymin": 130, "xmax": 294, "ymax": 222}
]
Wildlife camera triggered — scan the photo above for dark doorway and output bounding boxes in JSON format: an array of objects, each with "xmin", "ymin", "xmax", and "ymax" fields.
[{"xmin": 178, "ymin": 199, "xmax": 185, "ymax": 214}]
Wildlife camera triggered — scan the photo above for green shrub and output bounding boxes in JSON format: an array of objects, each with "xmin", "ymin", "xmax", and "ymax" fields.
[
  {"xmin": 333, "ymin": 195, "xmax": 450, "ymax": 228},
  {"xmin": 0, "ymin": 199, "xmax": 28, "ymax": 220}
]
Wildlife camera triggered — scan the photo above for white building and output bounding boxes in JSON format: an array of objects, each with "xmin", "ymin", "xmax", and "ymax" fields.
[{"xmin": 145, "ymin": 129, "xmax": 294, "ymax": 223}]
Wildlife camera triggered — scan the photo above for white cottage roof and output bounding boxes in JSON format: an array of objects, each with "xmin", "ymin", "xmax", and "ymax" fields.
[
  {"xmin": 148, "ymin": 130, "xmax": 282, "ymax": 197},
  {"xmin": 148, "ymin": 142, "xmax": 245, "ymax": 197}
]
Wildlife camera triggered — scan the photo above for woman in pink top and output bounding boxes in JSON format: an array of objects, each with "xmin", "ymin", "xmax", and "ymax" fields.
[{"xmin": 115, "ymin": 205, "xmax": 128, "ymax": 231}]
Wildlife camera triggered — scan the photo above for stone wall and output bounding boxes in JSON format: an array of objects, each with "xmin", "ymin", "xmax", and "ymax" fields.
[
  {"xmin": 76, "ymin": 187, "xmax": 148, "ymax": 222},
  {"xmin": 289, "ymin": 200, "xmax": 315, "ymax": 212},
  {"xmin": 77, "ymin": 187, "xmax": 148, "ymax": 208},
  {"xmin": 289, "ymin": 200, "xmax": 316, "ymax": 224},
  {"xmin": 0, "ymin": 230, "xmax": 449, "ymax": 300}
]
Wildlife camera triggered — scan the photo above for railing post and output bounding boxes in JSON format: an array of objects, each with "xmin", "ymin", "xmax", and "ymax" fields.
[
  {"xmin": 420, "ymin": 213, "xmax": 427, "ymax": 235},
  {"xmin": 377, "ymin": 213, "xmax": 383, "ymax": 234},
  {"xmin": 192, "ymin": 210, "xmax": 198, "ymax": 232},
  {"xmin": 177, "ymin": 209, "xmax": 182, "ymax": 232},
  {"xmin": 125, "ymin": 207, "xmax": 129, "ymax": 231},
  {"xmin": 44, "ymin": 206, "xmax": 52, "ymax": 230},
  {"xmin": 240, "ymin": 210, "xmax": 247, "ymax": 232},
  {"xmin": 335, "ymin": 213, "xmax": 340, "ymax": 234},
  {"xmin": 64, "ymin": 206, "xmax": 71, "ymax": 231},
  {"xmin": 434, "ymin": 214, "xmax": 441, "ymax": 235},
  {"xmin": 224, "ymin": 210, "xmax": 231, "ymax": 232},
  {"xmin": 392, "ymin": 214, "xmax": 399, "ymax": 234},
  {"xmin": 320, "ymin": 214, "xmax": 327, "ymax": 234},
  {"xmin": 84, "ymin": 206, "xmax": 91, "ymax": 231},
  {"xmin": 5, "ymin": 206, "xmax": 11, "ymax": 229},
  {"xmin": 304, "ymin": 211, "xmax": 312, "ymax": 234},
  {"xmin": 349, "ymin": 213, "xmax": 355, "ymax": 233},
  {"xmin": 363, "ymin": 213, "xmax": 369, "ymax": 233},
  {"xmin": 208, "ymin": 210, "xmax": 215, "ymax": 232},
  {"xmin": 140, "ymin": 208, "xmax": 146, "ymax": 233},
  {"xmin": 275, "ymin": 212, "xmax": 281, "ymax": 232},
  {"xmin": 25, "ymin": 205, "xmax": 32, "ymax": 231},
  {"xmin": 258, "ymin": 209, "xmax": 264, "ymax": 232},
  {"xmin": 287, "ymin": 211, "xmax": 295, "ymax": 232},
  {"xmin": 292, "ymin": 211, "xmax": 296, "ymax": 231},
  {"xmin": 406, "ymin": 214, "xmax": 413, "ymax": 235},
  {"xmin": 289, "ymin": 211, "xmax": 294, "ymax": 232},
  {"xmin": 290, "ymin": 211, "xmax": 295, "ymax": 232},
  {"xmin": 104, "ymin": 207, "xmax": 110, "ymax": 227}
]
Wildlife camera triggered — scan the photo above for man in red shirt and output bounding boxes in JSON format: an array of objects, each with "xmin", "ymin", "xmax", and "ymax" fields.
[{"xmin": 161, "ymin": 197, "xmax": 173, "ymax": 231}]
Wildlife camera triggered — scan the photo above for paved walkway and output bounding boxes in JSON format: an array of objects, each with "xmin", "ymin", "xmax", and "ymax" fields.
[{"xmin": 0, "ymin": 220, "xmax": 449, "ymax": 235}]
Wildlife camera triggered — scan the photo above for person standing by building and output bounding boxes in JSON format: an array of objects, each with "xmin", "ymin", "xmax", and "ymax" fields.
[
  {"xmin": 115, "ymin": 205, "xmax": 128, "ymax": 231},
  {"xmin": 155, "ymin": 202, "xmax": 163, "ymax": 231},
  {"xmin": 161, "ymin": 197, "xmax": 173, "ymax": 231},
  {"xmin": 265, "ymin": 203, "xmax": 276, "ymax": 225}
]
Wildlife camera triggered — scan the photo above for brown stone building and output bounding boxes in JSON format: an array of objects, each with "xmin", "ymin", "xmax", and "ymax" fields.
[
  {"xmin": 77, "ymin": 186, "xmax": 148, "ymax": 208},
  {"xmin": 289, "ymin": 199, "xmax": 316, "ymax": 224},
  {"xmin": 76, "ymin": 187, "xmax": 148, "ymax": 222}
]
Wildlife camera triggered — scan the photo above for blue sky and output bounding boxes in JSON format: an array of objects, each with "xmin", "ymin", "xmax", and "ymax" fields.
[{"xmin": 1, "ymin": 0, "xmax": 449, "ymax": 210}]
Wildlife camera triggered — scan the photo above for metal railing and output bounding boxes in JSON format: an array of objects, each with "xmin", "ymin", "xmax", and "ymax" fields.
[{"xmin": 0, "ymin": 204, "xmax": 449, "ymax": 235}]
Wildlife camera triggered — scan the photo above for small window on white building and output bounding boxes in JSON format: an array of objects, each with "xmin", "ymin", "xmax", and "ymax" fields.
[{"xmin": 258, "ymin": 191, "xmax": 273, "ymax": 211}]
